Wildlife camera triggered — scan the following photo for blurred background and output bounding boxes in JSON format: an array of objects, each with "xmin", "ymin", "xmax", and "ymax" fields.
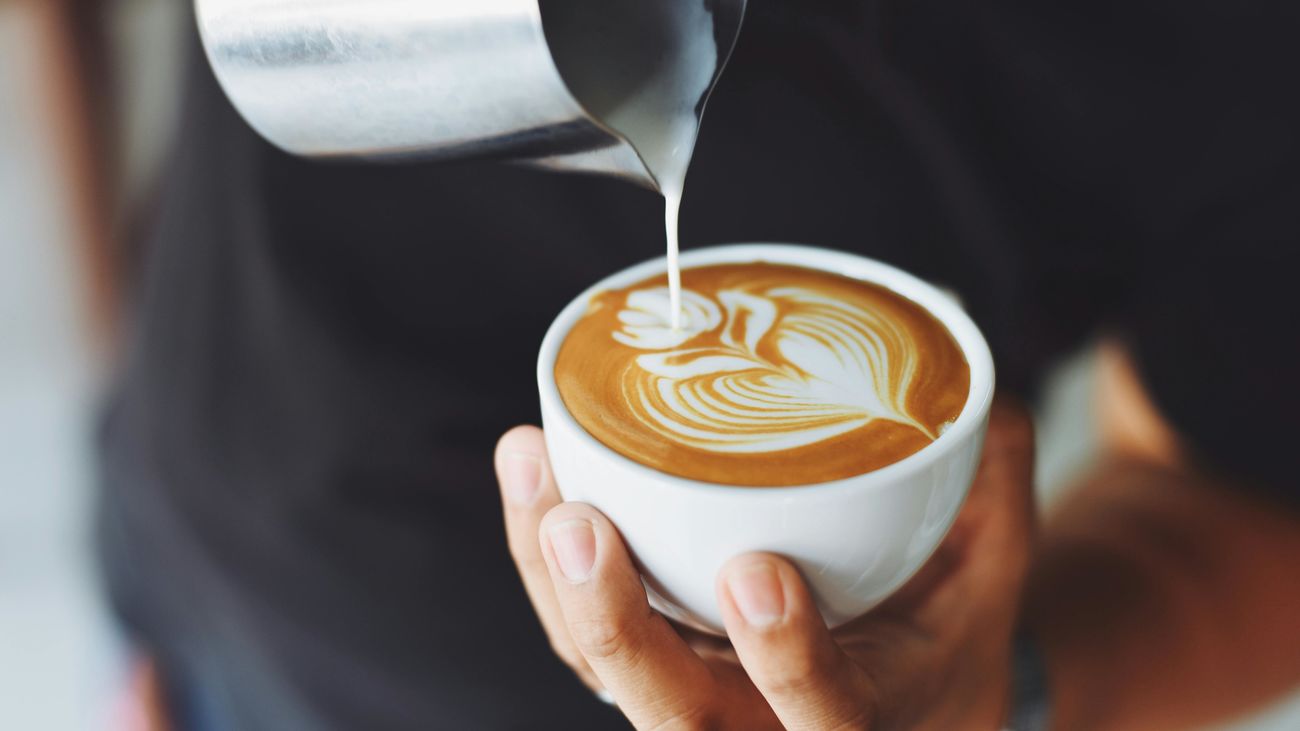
[
  {"xmin": 2, "ymin": 1, "xmax": 183, "ymax": 727},
  {"xmin": 0, "ymin": 1, "xmax": 1296, "ymax": 729}
]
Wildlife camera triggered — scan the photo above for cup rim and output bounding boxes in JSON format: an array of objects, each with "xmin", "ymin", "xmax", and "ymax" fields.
[{"xmin": 538, "ymin": 243, "xmax": 996, "ymax": 496}]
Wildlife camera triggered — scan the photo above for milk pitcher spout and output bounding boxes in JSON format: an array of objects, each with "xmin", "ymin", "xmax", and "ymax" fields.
[{"xmin": 195, "ymin": 0, "xmax": 746, "ymax": 191}]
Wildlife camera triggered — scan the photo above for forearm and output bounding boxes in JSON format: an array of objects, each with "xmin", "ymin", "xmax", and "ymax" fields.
[
  {"xmin": 1026, "ymin": 457, "xmax": 1300, "ymax": 731},
  {"xmin": 22, "ymin": 0, "xmax": 118, "ymax": 341}
]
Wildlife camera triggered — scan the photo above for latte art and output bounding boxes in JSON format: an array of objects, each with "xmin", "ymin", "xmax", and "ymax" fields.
[
  {"xmin": 619, "ymin": 285, "xmax": 933, "ymax": 453},
  {"xmin": 614, "ymin": 288, "xmax": 723, "ymax": 350},
  {"xmin": 556, "ymin": 263, "xmax": 970, "ymax": 486}
]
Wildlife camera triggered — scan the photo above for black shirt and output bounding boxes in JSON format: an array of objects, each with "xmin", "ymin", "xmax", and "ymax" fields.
[{"xmin": 100, "ymin": 2, "xmax": 1300, "ymax": 728}]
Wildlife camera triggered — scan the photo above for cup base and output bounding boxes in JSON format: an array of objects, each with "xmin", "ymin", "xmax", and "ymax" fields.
[{"xmin": 644, "ymin": 581, "xmax": 723, "ymax": 635}]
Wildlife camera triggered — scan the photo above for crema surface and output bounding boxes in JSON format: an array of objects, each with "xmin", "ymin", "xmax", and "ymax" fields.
[{"xmin": 556, "ymin": 263, "xmax": 970, "ymax": 485}]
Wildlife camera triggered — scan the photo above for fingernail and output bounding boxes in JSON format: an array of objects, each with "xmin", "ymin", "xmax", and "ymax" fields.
[
  {"xmin": 502, "ymin": 452, "xmax": 541, "ymax": 507},
  {"xmin": 727, "ymin": 562, "xmax": 785, "ymax": 629},
  {"xmin": 549, "ymin": 519, "xmax": 596, "ymax": 583}
]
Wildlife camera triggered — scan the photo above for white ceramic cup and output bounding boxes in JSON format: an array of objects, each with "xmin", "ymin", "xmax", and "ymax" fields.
[{"xmin": 537, "ymin": 244, "xmax": 995, "ymax": 634}]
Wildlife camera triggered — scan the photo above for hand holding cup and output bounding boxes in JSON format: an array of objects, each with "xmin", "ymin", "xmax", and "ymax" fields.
[{"xmin": 495, "ymin": 398, "xmax": 1035, "ymax": 730}]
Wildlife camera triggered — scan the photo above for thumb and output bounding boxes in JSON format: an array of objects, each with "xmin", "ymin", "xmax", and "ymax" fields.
[{"xmin": 717, "ymin": 554, "xmax": 876, "ymax": 730}]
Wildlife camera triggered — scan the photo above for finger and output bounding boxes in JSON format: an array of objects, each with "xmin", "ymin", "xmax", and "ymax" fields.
[
  {"xmin": 718, "ymin": 554, "xmax": 876, "ymax": 731},
  {"xmin": 961, "ymin": 396, "xmax": 1037, "ymax": 590},
  {"xmin": 965, "ymin": 395, "xmax": 1036, "ymax": 523},
  {"xmin": 540, "ymin": 502, "xmax": 719, "ymax": 730},
  {"xmin": 495, "ymin": 427, "xmax": 597, "ymax": 688}
]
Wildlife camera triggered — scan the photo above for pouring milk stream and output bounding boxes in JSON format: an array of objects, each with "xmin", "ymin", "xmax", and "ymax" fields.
[
  {"xmin": 545, "ymin": 0, "xmax": 728, "ymax": 330},
  {"xmin": 198, "ymin": 0, "xmax": 741, "ymax": 329}
]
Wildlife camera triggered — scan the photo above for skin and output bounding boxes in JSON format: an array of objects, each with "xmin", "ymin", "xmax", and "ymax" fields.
[
  {"xmin": 498, "ymin": 350, "xmax": 1300, "ymax": 730},
  {"xmin": 497, "ymin": 398, "xmax": 1036, "ymax": 730},
  {"xmin": 1028, "ymin": 345, "xmax": 1300, "ymax": 731}
]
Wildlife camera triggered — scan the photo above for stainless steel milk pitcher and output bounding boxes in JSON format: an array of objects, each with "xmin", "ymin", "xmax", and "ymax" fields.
[{"xmin": 195, "ymin": 0, "xmax": 746, "ymax": 190}]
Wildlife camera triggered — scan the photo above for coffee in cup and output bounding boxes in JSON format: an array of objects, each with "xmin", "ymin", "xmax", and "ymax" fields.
[{"xmin": 555, "ymin": 262, "xmax": 971, "ymax": 486}]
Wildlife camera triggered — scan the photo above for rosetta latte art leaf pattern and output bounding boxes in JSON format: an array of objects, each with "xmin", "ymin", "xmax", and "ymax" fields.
[
  {"xmin": 555, "ymin": 263, "xmax": 969, "ymax": 485},
  {"xmin": 613, "ymin": 284, "xmax": 934, "ymax": 453}
]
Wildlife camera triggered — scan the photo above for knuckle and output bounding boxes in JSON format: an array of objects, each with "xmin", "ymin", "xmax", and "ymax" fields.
[
  {"xmin": 761, "ymin": 650, "xmax": 837, "ymax": 698},
  {"xmin": 768, "ymin": 663, "xmax": 821, "ymax": 698},
  {"xmin": 758, "ymin": 653, "xmax": 876, "ymax": 731},
  {"xmin": 568, "ymin": 614, "xmax": 639, "ymax": 662},
  {"xmin": 645, "ymin": 703, "xmax": 716, "ymax": 731},
  {"xmin": 829, "ymin": 704, "xmax": 875, "ymax": 731}
]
